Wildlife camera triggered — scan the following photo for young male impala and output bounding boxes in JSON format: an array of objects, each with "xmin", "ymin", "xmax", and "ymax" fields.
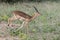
[{"xmin": 8, "ymin": 6, "xmax": 40, "ymax": 31}]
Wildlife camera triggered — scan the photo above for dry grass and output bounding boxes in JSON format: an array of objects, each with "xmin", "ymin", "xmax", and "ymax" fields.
[{"xmin": 0, "ymin": 1, "xmax": 60, "ymax": 40}]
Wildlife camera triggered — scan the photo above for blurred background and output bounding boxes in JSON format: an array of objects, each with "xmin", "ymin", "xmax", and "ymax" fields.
[
  {"xmin": 0, "ymin": 0, "xmax": 60, "ymax": 3},
  {"xmin": 0, "ymin": 0, "xmax": 60, "ymax": 40}
]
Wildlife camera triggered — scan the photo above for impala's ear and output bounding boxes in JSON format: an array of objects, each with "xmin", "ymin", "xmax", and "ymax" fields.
[{"xmin": 33, "ymin": 6, "xmax": 39, "ymax": 13}]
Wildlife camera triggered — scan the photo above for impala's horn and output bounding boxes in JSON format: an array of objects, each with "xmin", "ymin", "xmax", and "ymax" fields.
[{"xmin": 33, "ymin": 6, "xmax": 39, "ymax": 13}]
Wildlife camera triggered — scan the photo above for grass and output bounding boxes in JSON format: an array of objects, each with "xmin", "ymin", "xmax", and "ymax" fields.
[{"xmin": 0, "ymin": 1, "xmax": 60, "ymax": 40}]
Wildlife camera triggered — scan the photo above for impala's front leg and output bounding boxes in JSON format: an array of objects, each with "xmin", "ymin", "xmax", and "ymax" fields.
[
  {"xmin": 16, "ymin": 21, "xmax": 25, "ymax": 31},
  {"xmin": 24, "ymin": 21, "xmax": 29, "ymax": 34}
]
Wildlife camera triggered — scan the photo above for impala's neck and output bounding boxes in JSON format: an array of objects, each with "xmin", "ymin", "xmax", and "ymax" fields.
[{"xmin": 31, "ymin": 12, "xmax": 40, "ymax": 20}]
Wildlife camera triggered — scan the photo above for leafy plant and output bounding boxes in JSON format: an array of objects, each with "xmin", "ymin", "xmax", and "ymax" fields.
[
  {"xmin": 19, "ymin": 32, "xmax": 27, "ymax": 39},
  {"xmin": 0, "ymin": 15, "xmax": 9, "ymax": 21}
]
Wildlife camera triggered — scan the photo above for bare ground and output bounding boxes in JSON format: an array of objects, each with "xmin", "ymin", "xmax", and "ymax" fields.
[{"xmin": 0, "ymin": 21, "xmax": 21, "ymax": 40}]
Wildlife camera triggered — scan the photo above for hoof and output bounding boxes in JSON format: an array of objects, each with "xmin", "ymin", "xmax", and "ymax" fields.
[{"xmin": 8, "ymin": 24, "xmax": 9, "ymax": 26}]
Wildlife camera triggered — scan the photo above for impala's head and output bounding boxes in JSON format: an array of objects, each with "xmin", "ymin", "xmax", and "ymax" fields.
[
  {"xmin": 33, "ymin": 6, "xmax": 40, "ymax": 16},
  {"xmin": 35, "ymin": 12, "xmax": 40, "ymax": 16},
  {"xmin": 31, "ymin": 6, "xmax": 41, "ymax": 20}
]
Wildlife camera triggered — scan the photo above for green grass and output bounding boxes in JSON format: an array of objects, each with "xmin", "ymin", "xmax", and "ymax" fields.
[{"xmin": 0, "ymin": 1, "xmax": 60, "ymax": 40}]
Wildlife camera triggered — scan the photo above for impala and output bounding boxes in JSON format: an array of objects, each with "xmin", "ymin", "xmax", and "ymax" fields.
[{"xmin": 8, "ymin": 6, "xmax": 40, "ymax": 31}]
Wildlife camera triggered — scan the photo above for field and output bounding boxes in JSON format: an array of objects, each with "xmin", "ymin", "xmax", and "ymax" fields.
[{"xmin": 0, "ymin": 1, "xmax": 60, "ymax": 40}]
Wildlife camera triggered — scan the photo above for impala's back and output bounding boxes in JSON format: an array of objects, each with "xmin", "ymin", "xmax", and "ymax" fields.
[{"xmin": 13, "ymin": 11, "xmax": 32, "ymax": 19}]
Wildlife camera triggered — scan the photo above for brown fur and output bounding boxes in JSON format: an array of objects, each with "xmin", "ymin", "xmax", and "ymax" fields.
[
  {"xmin": 8, "ymin": 6, "xmax": 40, "ymax": 28},
  {"xmin": 13, "ymin": 11, "xmax": 32, "ymax": 19}
]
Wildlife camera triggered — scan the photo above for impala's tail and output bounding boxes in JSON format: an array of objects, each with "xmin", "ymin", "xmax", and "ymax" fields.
[{"xmin": 33, "ymin": 6, "xmax": 39, "ymax": 13}]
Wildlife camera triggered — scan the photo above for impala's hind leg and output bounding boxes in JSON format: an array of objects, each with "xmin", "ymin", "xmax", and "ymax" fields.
[{"xmin": 8, "ymin": 15, "xmax": 18, "ymax": 26}]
